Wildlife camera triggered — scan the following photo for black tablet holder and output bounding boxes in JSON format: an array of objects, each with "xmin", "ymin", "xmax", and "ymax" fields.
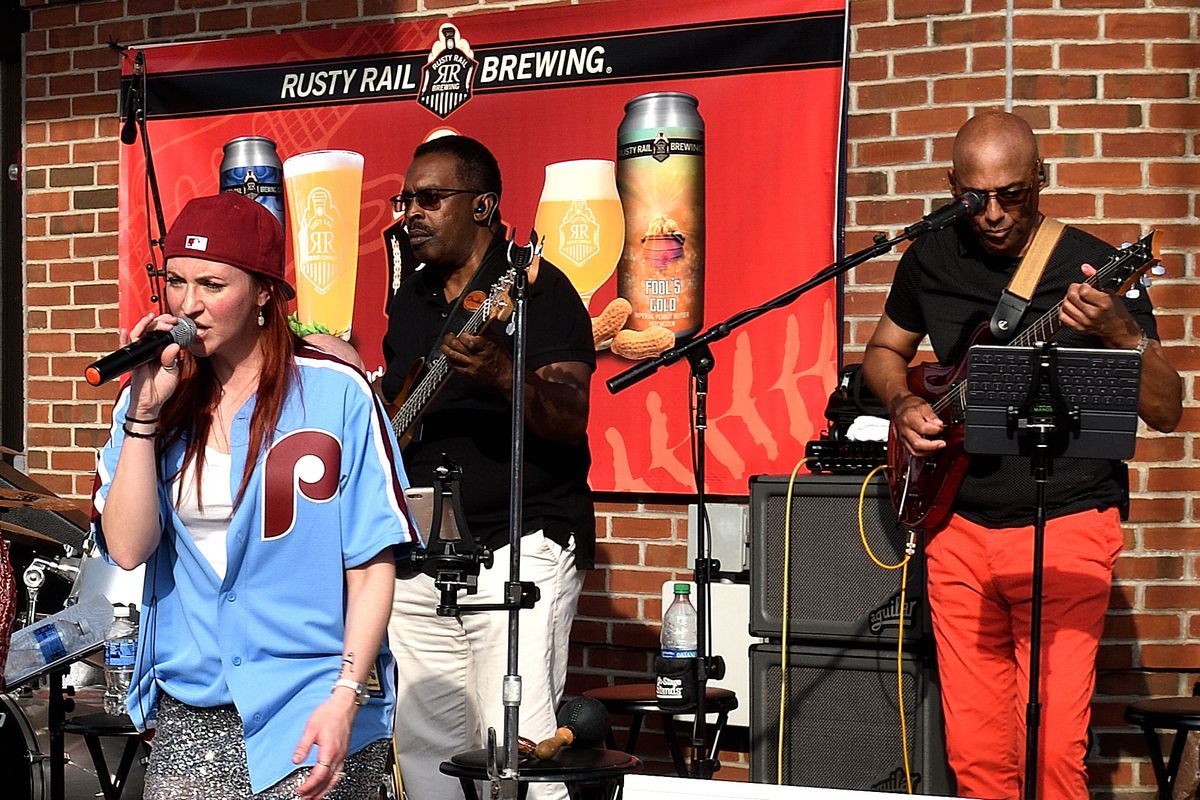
[{"xmin": 964, "ymin": 342, "xmax": 1141, "ymax": 800}]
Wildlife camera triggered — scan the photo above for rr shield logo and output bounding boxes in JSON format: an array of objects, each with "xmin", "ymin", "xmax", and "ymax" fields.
[
  {"xmin": 418, "ymin": 24, "xmax": 478, "ymax": 118},
  {"xmin": 556, "ymin": 200, "xmax": 601, "ymax": 267}
]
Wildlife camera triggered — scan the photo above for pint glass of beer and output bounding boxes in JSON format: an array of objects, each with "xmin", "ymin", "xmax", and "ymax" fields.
[
  {"xmin": 283, "ymin": 150, "xmax": 364, "ymax": 339},
  {"xmin": 533, "ymin": 159, "xmax": 624, "ymax": 309}
]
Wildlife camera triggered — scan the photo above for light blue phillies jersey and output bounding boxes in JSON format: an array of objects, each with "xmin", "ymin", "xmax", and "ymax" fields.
[{"xmin": 91, "ymin": 347, "xmax": 413, "ymax": 792}]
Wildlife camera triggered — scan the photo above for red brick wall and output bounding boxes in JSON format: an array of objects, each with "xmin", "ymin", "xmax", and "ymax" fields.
[{"xmin": 20, "ymin": 0, "xmax": 1198, "ymax": 793}]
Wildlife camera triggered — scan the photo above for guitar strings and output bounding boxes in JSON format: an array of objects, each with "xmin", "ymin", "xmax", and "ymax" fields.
[{"xmin": 927, "ymin": 250, "xmax": 1138, "ymax": 420}]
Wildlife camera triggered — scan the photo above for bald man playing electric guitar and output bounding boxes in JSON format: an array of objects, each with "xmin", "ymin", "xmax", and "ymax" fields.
[{"xmin": 862, "ymin": 111, "xmax": 1180, "ymax": 800}]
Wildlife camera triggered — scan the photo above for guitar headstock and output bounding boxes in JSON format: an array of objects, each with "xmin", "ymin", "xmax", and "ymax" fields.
[{"xmin": 1093, "ymin": 230, "xmax": 1161, "ymax": 297}]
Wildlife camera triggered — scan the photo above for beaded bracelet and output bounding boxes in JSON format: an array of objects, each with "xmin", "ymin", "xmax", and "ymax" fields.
[
  {"xmin": 125, "ymin": 414, "xmax": 159, "ymax": 425},
  {"xmin": 122, "ymin": 423, "xmax": 157, "ymax": 440}
]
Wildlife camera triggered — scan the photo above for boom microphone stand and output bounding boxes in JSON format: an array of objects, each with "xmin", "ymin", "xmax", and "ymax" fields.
[
  {"xmin": 608, "ymin": 216, "xmax": 967, "ymax": 777},
  {"xmin": 118, "ymin": 47, "xmax": 169, "ymax": 312}
]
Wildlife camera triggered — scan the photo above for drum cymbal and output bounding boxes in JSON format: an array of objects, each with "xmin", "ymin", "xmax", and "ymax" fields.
[
  {"xmin": 0, "ymin": 519, "xmax": 66, "ymax": 551},
  {"xmin": 0, "ymin": 486, "xmax": 79, "ymax": 512}
]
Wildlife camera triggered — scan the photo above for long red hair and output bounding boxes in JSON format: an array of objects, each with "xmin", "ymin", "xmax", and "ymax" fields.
[{"xmin": 158, "ymin": 277, "xmax": 298, "ymax": 509}]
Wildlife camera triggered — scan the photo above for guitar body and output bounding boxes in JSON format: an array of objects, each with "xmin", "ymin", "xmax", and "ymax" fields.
[{"xmin": 887, "ymin": 325, "xmax": 986, "ymax": 532}]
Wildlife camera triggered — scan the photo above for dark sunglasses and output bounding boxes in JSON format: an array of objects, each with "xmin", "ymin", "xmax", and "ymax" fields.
[
  {"xmin": 962, "ymin": 183, "xmax": 1036, "ymax": 210},
  {"xmin": 389, "ymin": 187, "xmax": 482, "ymax": 213}
]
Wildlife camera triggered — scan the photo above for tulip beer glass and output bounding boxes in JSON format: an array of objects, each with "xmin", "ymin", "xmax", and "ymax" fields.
[
  {"xmin": 283, "ymin": 150, "xmax": 364, "ymax": 339},
  {"xmin": 533, "ymin": 159, "xmax": 624, "ymax": 309}
]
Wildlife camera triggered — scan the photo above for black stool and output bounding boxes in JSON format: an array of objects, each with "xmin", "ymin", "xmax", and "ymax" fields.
[
  {"xmin": 440, "ymin": 747, "xmax": 640, "ymax": 800},
  {"xmin": 582, "ymin": 684, "xmax": 737, "ymax": 777},
  {"xmin": 62, "ymin": 711, "xmax": 149, "ymax": 800},
  {"xmin": 1124, "ymin": 696, "xmax": 1200, "ymax": 800}
]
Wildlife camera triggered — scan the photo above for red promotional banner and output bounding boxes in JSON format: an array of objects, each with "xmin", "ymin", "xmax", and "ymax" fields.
[{"xmin": 118, "ymin": 0, "xmax": 848, "ymax": 495}]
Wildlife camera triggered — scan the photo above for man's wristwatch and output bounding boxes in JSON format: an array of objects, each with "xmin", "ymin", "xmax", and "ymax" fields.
[
  {"xmin": 1134, "ymin": 331, "xmax": 1150, "ymax": 355},
  {"xmin": 332, "ymin": 678, "xmax": 370, "ymax": 706}
]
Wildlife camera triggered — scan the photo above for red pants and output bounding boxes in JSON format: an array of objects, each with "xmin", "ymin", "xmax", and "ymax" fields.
[{"xmin": 926, "ymin": 509, "xmax": 1123, "ymax": 800}]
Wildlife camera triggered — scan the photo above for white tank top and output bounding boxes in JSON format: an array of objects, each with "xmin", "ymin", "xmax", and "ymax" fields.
[{"xmin": 173, "ymin": 447, "xmax": 233, "ymax": 580}]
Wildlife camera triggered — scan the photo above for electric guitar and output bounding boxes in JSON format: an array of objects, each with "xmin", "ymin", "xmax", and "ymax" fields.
[
  {"xmin": 887, "ymin": 231, "xmax": 1161, "ymax": 531},
  {"xmin": 386, "ymin": 245, "xmax": 541, "ymax": 447}
]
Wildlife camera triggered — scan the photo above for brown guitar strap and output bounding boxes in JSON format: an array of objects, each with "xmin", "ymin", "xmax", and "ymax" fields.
[{"xmin": 988, "ymin": 216, "xmax": 1065, "ymax": 340}]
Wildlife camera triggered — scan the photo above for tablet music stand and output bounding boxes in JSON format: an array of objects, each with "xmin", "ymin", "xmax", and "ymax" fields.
[{"xmin": 964, "ymin": 342, "xmax": 1142, "ymax": 800}]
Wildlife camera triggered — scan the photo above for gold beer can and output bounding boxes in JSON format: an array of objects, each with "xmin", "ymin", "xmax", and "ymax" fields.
[{"xmin": 616, "ymin": 92, "xmax": 705, "ymax": 339}]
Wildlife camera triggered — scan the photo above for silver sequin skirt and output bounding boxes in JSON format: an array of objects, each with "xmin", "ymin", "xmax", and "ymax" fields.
[{"xmin": 143, "ymin": 693, "xmax": 390, "ymax": 799}]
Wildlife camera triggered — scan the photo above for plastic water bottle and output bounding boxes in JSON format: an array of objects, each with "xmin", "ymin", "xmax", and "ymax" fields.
[
  {"xmin": 4, "ymin": 594, "xmax": 114, "ymax": 688},
  {"xmin": 103, "ymin": 604, "xmax": 137, "ymax": 716},
  {"xmin": 655, "ymin": 582, "xmax": 698, "ymax": 707},
  {"xmin": 661, "ymin": 583, "xmax": 698, "ymax": 658}
]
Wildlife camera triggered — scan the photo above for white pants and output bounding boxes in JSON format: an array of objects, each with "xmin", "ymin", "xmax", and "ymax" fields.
[{"xmin": 389, "ymin": 531, "xmax": 584, "ymax": 800}]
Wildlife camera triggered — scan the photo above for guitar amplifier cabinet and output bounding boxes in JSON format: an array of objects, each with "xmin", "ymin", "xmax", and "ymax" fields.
[
  {"xmin": 749, "ymin": 474, "xmax": 929, "ymax": 645},
  {"xmin": 750, "ymin": 643, "xmax": 952, "ymax": 794}
]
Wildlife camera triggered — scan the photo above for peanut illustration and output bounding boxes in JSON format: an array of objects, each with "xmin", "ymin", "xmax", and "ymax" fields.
[
  {"xmin": 612, "ymin": 326, "xmax": 674, "ymax": 361},
  {"xmin": 591, "ymin": 296, "xmax": 632, "ymax": 350}
]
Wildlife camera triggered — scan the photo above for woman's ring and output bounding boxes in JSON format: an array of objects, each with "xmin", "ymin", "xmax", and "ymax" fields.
[
  {"xmin": 317, "ymin": 760, "xmax": 331, "ymax": 768},
  {"xmin": 162, "ymin": 362, "xmax": 178, "ymax": 373}
]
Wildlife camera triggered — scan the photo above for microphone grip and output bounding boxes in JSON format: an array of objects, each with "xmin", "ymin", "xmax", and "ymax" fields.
[
  {"xmin": 120, "ymin": 93, "xmax": 138, "ymax": 146},
  {"xmin": 606, "ymin": 358, "xmax": 660, "ymax": 394},
  {"xmin": 84, "ymin": 317, "xmax": 194, "ymax": 387},
  {"xmin": 534, "ymin": 726, "xmax": 575, "ymax": 760}
]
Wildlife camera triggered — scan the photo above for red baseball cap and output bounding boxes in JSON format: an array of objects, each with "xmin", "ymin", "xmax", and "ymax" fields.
[{"xmin": 164, "ymin": 192, "xmax": 295, "ymax": 299}]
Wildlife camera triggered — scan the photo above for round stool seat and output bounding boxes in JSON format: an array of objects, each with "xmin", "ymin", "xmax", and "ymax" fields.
[
  {"xmin": 1124, "ymin": 695, "xmax": 1200, "ymax": 800},
  {"xmin": 1125, "ymin": 697, "xmax": 1200, "ymax": 729},
  {"xmin": 442, "ymin": 747, "xmax": 640, "ymax": 783},
  {"xmin": 583, "ymin": 683, "xmax": 738, "ymax": 715}
]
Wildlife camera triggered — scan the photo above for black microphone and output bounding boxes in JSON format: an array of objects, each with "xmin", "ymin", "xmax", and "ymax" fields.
[
  {"xmin": 84, "ymin": 316, "xmax": 196, "ymax": 387},
  {"xmin": 120, "ymin": 52, "xmax": 144, "ymax": 146},
  {"xmin": 903, "ymin": 190, "xmax": 985, "ymax": 238}
]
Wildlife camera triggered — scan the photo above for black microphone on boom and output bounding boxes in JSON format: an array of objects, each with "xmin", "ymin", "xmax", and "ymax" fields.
[
  {"xmin": 903, "ymin": 190, "xmax": 985, "ymax": 238},
  {"xmin": 84, "ymin": 316, "xmax": 196, "ymax": 387},
  {"xmin": 119, "ymin": 51, "xmax": 144, "ymax": 146}
]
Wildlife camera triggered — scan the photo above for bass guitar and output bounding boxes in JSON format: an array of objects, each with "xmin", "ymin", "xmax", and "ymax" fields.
[
  {"xmin": 887, "ymin": 230, "xmax": 1161, "ymax": 531},
  {"xmin": 387, "ymin": 243, "xmax": 541, "ymax": 447}
]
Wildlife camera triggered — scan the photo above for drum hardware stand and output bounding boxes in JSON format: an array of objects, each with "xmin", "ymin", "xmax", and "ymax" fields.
[
  {"xmin": 608, "ymin": 225, "xmax": 935, "ymax": 778},
  {"xmin": 21, "ymin": 557, "xmax": 80, "ymax": 625}
]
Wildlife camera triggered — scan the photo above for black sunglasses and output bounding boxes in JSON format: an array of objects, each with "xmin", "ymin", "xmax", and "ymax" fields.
[
  {"xmin": 960, "ymin": 183, "xmax": 1036, "ymax": 210},
  {"xmin": 389, "ymin": 187, "xmax": 482, "ymax": 214}
]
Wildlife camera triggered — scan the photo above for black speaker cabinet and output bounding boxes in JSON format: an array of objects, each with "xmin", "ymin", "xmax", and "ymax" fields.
[
  {"xmin": 750, "ymin": 473, "xmax": 928, "ymax": 644},
  {"xmin": 750, "ymin": 643, "xmax": 952, "ymax": 794}
]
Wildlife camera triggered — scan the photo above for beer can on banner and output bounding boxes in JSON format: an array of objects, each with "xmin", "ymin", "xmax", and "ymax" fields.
[
  {"xmin": 616, "ymin": 92, "xmax": 705, "ymax": 339},
  {"xmin": 220, "ymin": 136, "xmax": 285, "ymax": 227}
]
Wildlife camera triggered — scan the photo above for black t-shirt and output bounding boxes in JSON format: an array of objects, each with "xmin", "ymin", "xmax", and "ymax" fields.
[
  {"xmin": 382, "ymin": 237, "xmax": 597, "ymax": 567},
  {"xmin": 884, "ymin": 221, "xmax": 1157, "ymax": 528}
]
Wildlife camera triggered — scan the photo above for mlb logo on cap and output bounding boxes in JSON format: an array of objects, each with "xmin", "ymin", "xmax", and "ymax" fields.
[{"xmin": 184, "ymin": 235, "xmax": 209, "ymax": 251}]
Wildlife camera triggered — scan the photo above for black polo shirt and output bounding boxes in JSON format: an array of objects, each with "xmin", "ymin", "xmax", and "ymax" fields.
[
  {"xmin": 382, "ymin": 237, "xmax": 597, "ymax": 567},
  {"xmin": 884, "ymin": 221, "xmax": 1158, "ymax": 528}
]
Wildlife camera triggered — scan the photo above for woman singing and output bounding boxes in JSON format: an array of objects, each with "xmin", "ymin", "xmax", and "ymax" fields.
[{"xmin": 91, "ymin": 192, "xmax": 412, "ymax": 799}]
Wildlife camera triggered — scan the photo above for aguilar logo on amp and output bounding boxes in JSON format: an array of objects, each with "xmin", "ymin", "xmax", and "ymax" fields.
[
  {"xmin": 418, "ymin": 24, "xmax": 478, "ymax": 118},
  {"xmin": 868, "ymin": 591, "xmax": 920, "ymax": 634}
]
